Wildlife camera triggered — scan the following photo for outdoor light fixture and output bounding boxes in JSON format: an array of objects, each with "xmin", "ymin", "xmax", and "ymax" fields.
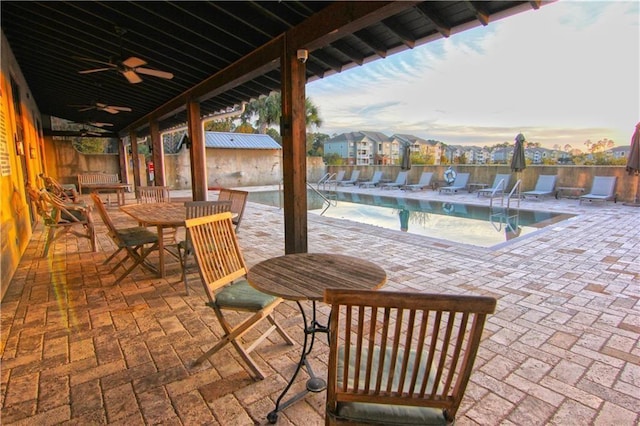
[{"xmin": 296, "ymin": 49, "xmax": 308, "ymax": 63}]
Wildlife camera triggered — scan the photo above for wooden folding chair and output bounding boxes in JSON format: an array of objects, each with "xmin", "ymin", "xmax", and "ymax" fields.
[
  {"xmin": 26, "ymin": 184, "xmax": 96, "ymax": 257},
  {"xmin": 91, "ymin": 193, "xmax": 159, "ymax": 283},
  {"xmin": 39, "ymin": 173, "xmax": 79, "ymax": 202},
  {"xmin": 177, "ymin": 200, "xmax": 232, "ymax": 294},
  {"xmin": 137, "ymin": 185, "xmax": 171, "ymax": 203},
  {"xmin": 217, "ymin": 188, "xmax": 248, "ymax": 231},
  {"xmin": 324, "ymin": 289, "xmax": 496, "ymax": 425},
  {"xmin": 186, "ymin": 212, "xmax": 294, "ymax": 379}
]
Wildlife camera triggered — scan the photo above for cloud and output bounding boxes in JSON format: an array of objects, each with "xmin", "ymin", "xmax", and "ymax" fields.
[{"xmin": 307, "ymin": 1, "xmax": 639, "ymax": 148}]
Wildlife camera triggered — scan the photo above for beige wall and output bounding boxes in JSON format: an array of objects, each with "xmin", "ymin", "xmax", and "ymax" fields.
[{"xmin": 329, "ymin": 165, "xmax": 637, "ymax": 203}]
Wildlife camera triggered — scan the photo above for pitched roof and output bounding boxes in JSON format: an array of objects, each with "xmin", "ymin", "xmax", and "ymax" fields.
[{"xmin": 204, "ymin": 132, "xmax": 281, "ymax": 149}]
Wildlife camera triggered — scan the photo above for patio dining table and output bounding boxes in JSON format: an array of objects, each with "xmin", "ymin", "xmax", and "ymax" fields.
[{"xmin": 120, "ymin": 202, "xmax": 185, "ymax": 278}]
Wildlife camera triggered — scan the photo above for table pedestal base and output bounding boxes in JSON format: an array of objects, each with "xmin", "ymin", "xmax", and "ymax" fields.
[{"xmin": 267, "ymin": 301, "xmax": 327, "ymax": 424}]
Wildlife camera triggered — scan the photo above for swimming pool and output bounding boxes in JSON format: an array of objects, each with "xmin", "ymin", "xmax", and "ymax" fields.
[{"xmin": 247, "ymin": 190, "xmax": 574, "ymax": 247}]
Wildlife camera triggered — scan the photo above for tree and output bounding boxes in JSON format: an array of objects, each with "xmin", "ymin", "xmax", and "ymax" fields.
[
  {"xmin": 307, "ymin": 132, "xmax": 329, "ymax": 156},
  {"xmin": 242, "ymin": 92, "xmax": 322, "ymax": 134},
  {"xmin": 324, "ymin": 153, "xmax": 343, "ymax": 165},
  {"xmin": 205, "ymin": 118, "xmax": 235, "ymax": 132},
  {"xmin": 266, "ymin": 128, "xmax": 282, "ymax": 145},
  {"xmin": 235, "ymin": 122, "xmax": 255, "ymax": 133}
]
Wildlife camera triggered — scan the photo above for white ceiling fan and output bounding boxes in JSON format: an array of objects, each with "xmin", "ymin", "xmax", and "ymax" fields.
[
  {"xmin": 75, "ymin": 27, "xmax": 174, "ymax": 84},
  {"xmin": 70, "ymin": 101, "xmax": 132, "ymax": 115}
]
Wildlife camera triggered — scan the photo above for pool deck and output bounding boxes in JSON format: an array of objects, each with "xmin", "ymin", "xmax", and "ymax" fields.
[{"xmin": 1, "ymin": 185, "xmax": 639, "ymax": 425}]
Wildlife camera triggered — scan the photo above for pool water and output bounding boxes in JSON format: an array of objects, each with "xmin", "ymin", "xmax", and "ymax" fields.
[{"xmin": 247, "ymin": 190, "xmax": 574, "ymax": 247}]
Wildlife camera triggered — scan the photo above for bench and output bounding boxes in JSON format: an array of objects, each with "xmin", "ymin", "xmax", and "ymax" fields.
[{"xmin": 77, "ymin": 173, "xmax": 120, "ymax": 194}]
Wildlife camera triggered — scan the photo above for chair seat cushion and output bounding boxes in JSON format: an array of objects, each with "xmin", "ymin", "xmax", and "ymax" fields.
[
  {"xmin": 216, "ymin": 279, "xmax": 278, "ymax": 310},
  {"xmin": 332, "ymin": 345, "xmax": 448, "ymax": 425},
  {"xmin": 116, "ymin": 227, "xmax": 159, "ymax": 246}
]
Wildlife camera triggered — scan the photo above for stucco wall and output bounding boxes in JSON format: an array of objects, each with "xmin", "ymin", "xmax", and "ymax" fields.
[
  {"xmin": 328, "ymin": 165, "xmax": 637, "ymax": 202},
  {"xmin": 1, "ymin": 32, "xmax": 44, "ymax": 298}
]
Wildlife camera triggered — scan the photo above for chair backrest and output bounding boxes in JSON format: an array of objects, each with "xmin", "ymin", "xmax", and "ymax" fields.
[
  {"xmin": 91, "ymin": 193, "xmax": 119, "ymax": 238},
  {"xmin": 40, "ymin": 174, "xmax": 77, "ymax": 201},
  {"xmin": 395, "ymin": 170, "xmax": 409, "ymax": 184},
  {"xmin": 418, "ymin": 172, "xmax": 433, "ymax": 185},
  {"xmin": 137, "ymin": 186, "xmax": 170, "ymax": 203},
  {"xmin": 453, "ymin": 173, "xmax": 470, "ymax": 187},
  {"xmin": 185, "ymin": 212, "xmax": 247, "ymax": 302},
  {"xmin": 349, "ymin": 170, "xmax": 360, "ymax": 182},
  {"xmin": 184, "ymin": 200, "xmax": 232, "ymax": 220},
  {"xmin": 370, "ymin": 171, "xmax": 383, "ymax": 182},
  {"xmin": 217, "ymin": 188, "xmax": 249, "ymax": 228},
  {"xmin": 333, "ymin": 170, "xmax": 346, "ymax": 182},
  {"xmin": 589, "ymin": 176, "xmax": 617, "ymax": 196},
  {"xmin": 534, "ymin": 175, "xmax": 557, "ymax": 192},
  {"xmin": 492, "ymin": 174, "xmax": 511, "ymax": 190},
  {"xmin": 324, "ymin": 289, "xmax": 496, "ymax": 423}
]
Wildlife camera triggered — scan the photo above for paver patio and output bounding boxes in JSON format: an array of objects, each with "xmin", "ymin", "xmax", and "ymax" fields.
[{"xmin": 1, "ymin": 186, "xmax": 638, "ymax": 425}]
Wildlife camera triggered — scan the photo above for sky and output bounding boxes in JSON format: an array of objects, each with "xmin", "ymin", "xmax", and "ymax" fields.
[{"xmin": 306, "ymin": 1, "xmax": 639, "ymax": 150}]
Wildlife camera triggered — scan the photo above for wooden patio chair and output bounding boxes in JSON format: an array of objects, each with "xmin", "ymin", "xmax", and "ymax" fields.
[
  {"xmin": 177, "ymin": 200, "xmax": 232, "ymax": 294},
  {"xmin": 137, "ymin": 185, "xmax": 171, "ymax": 203},
  {"xmin": 185, "ymin": 212, "xmax": 294, "ymax": 379},
  {"xmin": 39, "ymin": 173, "xmax": 79, "ymax": 202},
  {"xmin": 324, "ymin": 289, "xmax": 496, "ymax": 426},
  {"xmin": 217, "ymin": 188, "xmax": 249, "ymax": 231},
  {"xmin": 26, "ymin": 184, "xmax": 96, "ymax": 257},
  {"xmin": 91, "ymin": 193, "xmax": 159, "ymax": 284}
]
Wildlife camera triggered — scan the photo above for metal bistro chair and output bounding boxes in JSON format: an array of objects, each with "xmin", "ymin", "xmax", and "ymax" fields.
[
  {"xmin": 91, "ymin": 193, "xmax": 159, "ymax": 284},
  {"xmin": 186, "ymin": 212, "xmax": 294, "ymax": 379},
  {"xmin": 26, "ymin": 184, "xmax": 96, "ymax": 257},
  {"xmin": 177, "ymin": 200, "xmax": 232, "ymax": 294},
  {"xmin": 217, "ymin": 188, "xmax": 249, "ymax": 231},
  {"xmin": 324, "ymin": 289, "xmax": 496, "ymax": 426}
]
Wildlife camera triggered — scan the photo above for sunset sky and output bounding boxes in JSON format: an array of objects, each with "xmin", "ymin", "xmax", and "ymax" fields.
[{"xmin": 306, "ymin": 1, "xmax": 639, "ymax": 150}]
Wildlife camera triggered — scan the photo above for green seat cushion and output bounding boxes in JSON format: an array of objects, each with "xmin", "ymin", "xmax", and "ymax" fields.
[
  {"xmin": 332, "ymin": 345, "xmax": 448, "ymax": 425},
  {"xmin": 216, "ymin": 279, "xmax": 278, "ymax": 310},
  {"xmin": 116, "ymin": 226, "xmax": 159, "ymax": 246}
]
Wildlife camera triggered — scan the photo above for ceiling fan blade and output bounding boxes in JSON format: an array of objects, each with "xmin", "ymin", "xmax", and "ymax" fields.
[
  {"xmin": 135, "ymin": 67, "xmax": 174, "ymax": 80},
  {"xmin": 122, "ymin": 56, "xmax": 147, "ymax": 68},
  {"xmin": 110, "ymin": 106, "xmax": 132, "ymax": 112},
  {"xmin": 79, "ymin": 68, "xmax": 113, "ymax": 74},
  {"xmin": 73, "ymin": 56, "xmax": 115, "ymax": 67},
  {"xmin": 122, "ymin": 70, "xmax": 142, "ymax": 84},
  {"xmin": 88, "ymin": 122, "xmax": 113, "ymax": 127},
  {"xmin": 78, "ymin": 106, "xmax": 96, "ymax": 112},
  {"xmin": 102, "ymin": 107, "xmax": 121, "ymax": 114}
]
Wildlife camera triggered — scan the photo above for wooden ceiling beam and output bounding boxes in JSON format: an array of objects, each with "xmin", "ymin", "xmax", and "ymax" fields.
[
  {"xmin": 416, "ymin": 3, "xmax": 452, "ymax": 38},
  {"xmin": 466, "ymin": 1, "xmax": 490, "ymax": 26}
]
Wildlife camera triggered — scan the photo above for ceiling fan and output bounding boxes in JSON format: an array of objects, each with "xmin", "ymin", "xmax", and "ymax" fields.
[
  {"xmin": 78, "ymin": 127, "xmax": 101, "ymax": 137},
  {"xmin": 75, "ymin": 27, "xmax": 174, "ymax": 84},
  {"xmin": 86, "ymin": 121, "xmax": 113, "ymax": 128},
  {"xmin": 69, "ymin": 101, "xmax": 132, "ymax": 114}
]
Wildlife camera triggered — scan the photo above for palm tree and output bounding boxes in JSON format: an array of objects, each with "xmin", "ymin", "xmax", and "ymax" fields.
[{"xmin": 242, "ymin": 92, "xmax": 322, "ymax": 134}]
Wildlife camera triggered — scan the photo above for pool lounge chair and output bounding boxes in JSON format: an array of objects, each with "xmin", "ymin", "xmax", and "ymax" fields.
[
  {"xmin": 439, "ymin": 173, "xmax": 470, "ymax": 194},
  {"xmin": 324, "ymin": 170, "xmax": 345, "ymax": 186},
  {"xmin": 522, "ymin": 175, "xmax": 557, "ymax": 199},
  {"xmin": 338, "ymin": 170, "xmax": 360, "ymax": 186},
  {"xmin": 403, "ymin": 172, "xmax": 433, "ymax": 191},
  {"xmin": 359, "ymin": 171, "xmax": 384, "ymax": 188},
  {"xmin": 477, "ymin": 173, "xmax": 511, "ymax": 197},
  {"xmin": 579, "ymin": 176, "xmax": 617, "ymax": 204},
  {"xmin": 379, "ymin": 170, "xmax": 408, "ymax": 190}
]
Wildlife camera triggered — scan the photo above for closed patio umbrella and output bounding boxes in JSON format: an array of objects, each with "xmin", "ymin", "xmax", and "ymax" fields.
[
  {"xmin": 401, "ymin": 144, "xmax": 411, "ymax": 170},
  {"xmin": 624, "ymin": 122, "xmax": 640, "ymax": 206},
  {"xmin": 511, "ymin": 133, "xmax": 527, "ymax": 198}
]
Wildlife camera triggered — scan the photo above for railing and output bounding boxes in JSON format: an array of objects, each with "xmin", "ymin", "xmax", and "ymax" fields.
[
  {"xmin": 277, "ymin": 181, "xmax": 337, "ymax": 215},
  {"xmin": 489, "ymin": 179, "xmax": 521, "ymax": 233},
  {"xmin": 318, "ymin": 172, "xmax": 337, "ymax": 191}
]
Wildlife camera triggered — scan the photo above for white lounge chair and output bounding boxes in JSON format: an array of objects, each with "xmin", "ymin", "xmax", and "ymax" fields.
[
  {"xmin": 522, "ymin": 175, "xmax": 557, "ymax": 199},
  {"xmin": 439, "ymin": 173, "xmax": 470, "ymax": 194},
  {"xmin": 359, "ymin": 171, "xmax": 383, "ymax": 188},
  {"xmin": 379, "ymin": 170, "xmax": 408, "ymax": 190},
  {"xmin": 338, "ymin": 170, "xmax": 361, "ymax": 186},
  {"xmin": 325, "ymin": 170, "xmax": 346, "ymax": 185},
  {"xmin": 579, "ymin": 176, "xmax": 617, "ymax": 204},
  {"xmin": 403, "ymin": 172, "xmax": 433, "ymax": 191},
  {"xmin": 477, "ymin": 174, "xmax": 511, "ymax": 197}
]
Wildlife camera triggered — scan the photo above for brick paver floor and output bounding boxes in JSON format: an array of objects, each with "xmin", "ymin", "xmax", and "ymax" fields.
[{"xmin": 1, "ymin": 186, "xmax": 638, "ymax": 425}]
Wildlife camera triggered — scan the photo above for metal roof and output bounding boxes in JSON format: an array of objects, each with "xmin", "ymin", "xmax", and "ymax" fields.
[
  {"xmin": 1, "ymin": 1, "xmax": 545, "ymax": 137},
  {"xmin": 204, "ymin": 132, "xmax": 281, "ymax": 149}
]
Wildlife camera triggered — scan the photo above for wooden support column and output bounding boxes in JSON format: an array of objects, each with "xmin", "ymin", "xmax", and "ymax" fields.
[
  {"xmin": 129, "ymin": 131, "xmax": 142, "ymax": 190},
  {"xmin": 149, "ymin": 120, "xmax": 165, "ymax": 186},
  {"xmin": 118, "ymin": 138, "xmax": 130, "ymax": 187},
  {"xmin": 187, "ymin": 100, "xmax": 207, "ymax": 201},
  {"xmin": 281, "ymin": 37, "xmax": 308, "ymax": 254}
]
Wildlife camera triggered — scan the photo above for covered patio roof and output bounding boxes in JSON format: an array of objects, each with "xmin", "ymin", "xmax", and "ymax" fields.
[{"xmin": 1, "ymin": 1, "xmax": 543, "ymax": 136}]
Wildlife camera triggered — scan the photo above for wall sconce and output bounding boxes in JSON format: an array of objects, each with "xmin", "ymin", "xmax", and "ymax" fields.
[
  {"xmin": 29, "ymin": 146, "xmax": 37, "ymax": 159},
  {"xmin": 128, "ymin": 146, "xmax": 132, "ymax": 155}
]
